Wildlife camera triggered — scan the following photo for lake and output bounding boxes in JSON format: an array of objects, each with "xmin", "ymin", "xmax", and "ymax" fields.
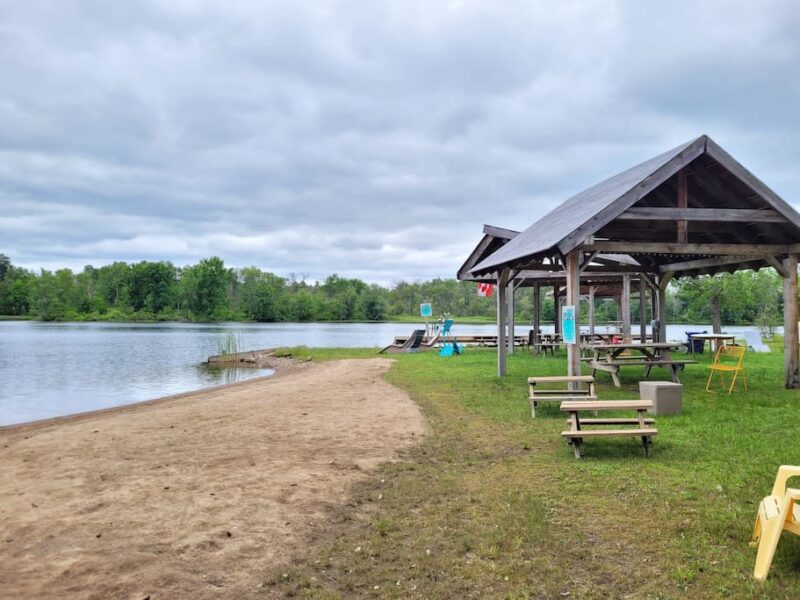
[{"xmin": 0, "ymin": 320, "xmax": 774, "ymax": 426}]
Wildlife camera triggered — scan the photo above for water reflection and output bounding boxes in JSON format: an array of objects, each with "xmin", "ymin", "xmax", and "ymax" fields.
[{"xmin": 0, "ymin": 320, "xmax": 777, "ymax": 426}]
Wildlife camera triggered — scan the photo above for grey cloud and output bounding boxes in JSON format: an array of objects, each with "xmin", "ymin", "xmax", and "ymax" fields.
[{"xmin": 2, "ymin": 0, "xmax": 800, "ymax": 285}]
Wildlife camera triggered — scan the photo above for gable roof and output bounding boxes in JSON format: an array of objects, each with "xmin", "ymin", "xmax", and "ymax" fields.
[{"xmin": 471, "ymin": 134, "xmax": 800, "ymax": 275}]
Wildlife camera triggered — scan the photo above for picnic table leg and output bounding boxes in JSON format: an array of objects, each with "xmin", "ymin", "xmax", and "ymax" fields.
[
  {"xmin": 641, "ymin": 436, "xmax": 651, "ymax": 457},
  {"xmin": 670, "ymin": 365, "xmax": 680, "ymax": 383},
  {"xmin": 610, "ymin": 368, "xmax": 622, "ymax": 387},
  {"xmin": 572, "ymin": 439, "xmax": 583, "ymax": 458},
  {"xmin": 644, "ymin": 364, "xmax": 653, "ymax": 378}
]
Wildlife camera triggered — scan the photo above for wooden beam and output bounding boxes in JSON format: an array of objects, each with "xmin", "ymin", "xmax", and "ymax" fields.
[
  {"xmin": 507, "ymin": 281, "xmax": 515, "ymax": 355},
  {"xmin": 639, "ymin": 278, "xmax": 647, "ymax": 343},
  {"xmin": 584, "ymin": 241, "xmax": 800, "ymax": 256},
  {"xmin": 588, "ymin": 286, "xmax": 596, "ymax": 336},
  {"xmin": 783, "ymin": 255, "xmax": 799, "ymax": 388},
  {"xmin": 554, "ymin": 285, "xmax": 561, "ymax": 335},
  {"xmin": 565, "ymin": 250, "xmax": 581, "ymax": 384},
  {"xmin": 764, "ymin": 255, "xmax": 789, "ymax": 278},
  {"xmin": 496, "ymin": 269, "xmax": 510, "ymax": 377},
  {"xmin": 621, "ymin": 274, "xmax": 631, "ymax": 342},
  {"xmin": 579, "ymin": 251, "xmax": 599, "ymax": 273},
  {"xmin": 677, "ymin": 169, "xmax": 688, "ymax": 243},
  {"xmin": 617, "ymin": 207, "xmax": 785, "ymax": 222},
  {"xmin": 532, "ymin": 282, "xmax": 541, "ymax": 353},
  {"xmin": 482, "ymin": 224, "xmax": 520, "ymax": 240},
  {"xmin": 660, "ymin": 255, "xmax": 763, "ymax": 273}
]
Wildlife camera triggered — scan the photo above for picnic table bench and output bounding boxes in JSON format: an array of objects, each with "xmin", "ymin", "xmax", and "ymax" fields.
[
  {"xmin": 528, "ymin": 375, "xmax": 596, "ymax": 417},
  {"xmin": 560, "ymin": 400, "xmax": 657, "ymax": 458},
  {"xmin": 584, "ymin": 342, "xmax": 697, "ymax": 387}
]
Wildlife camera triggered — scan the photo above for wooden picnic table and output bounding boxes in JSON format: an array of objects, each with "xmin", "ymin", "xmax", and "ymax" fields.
[
  {"xmin": 560, "ymin": 400, "xmax": 657, "ymax": 458},
  {"xmin": 687, "ymin": 332, "xmax": 736, "ymax": 355},
  {"xmin": 584, "ymin": 342, "xmax": 697, "ymax": 387}
]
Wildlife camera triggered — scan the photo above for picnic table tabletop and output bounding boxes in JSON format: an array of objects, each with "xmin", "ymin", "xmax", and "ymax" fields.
[{"xmin": 586, "ymin": 342, "xmax": 684, "ymax": 351}]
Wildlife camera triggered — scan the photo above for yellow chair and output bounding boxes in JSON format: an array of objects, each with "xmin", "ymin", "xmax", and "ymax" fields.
[
  {"xmin": 751, "ymin": 465, "xmax": 800, "ymax": 581},
  {"xmin": 705, "ymin": 344, "xmax": 747, "ymax": 394}
]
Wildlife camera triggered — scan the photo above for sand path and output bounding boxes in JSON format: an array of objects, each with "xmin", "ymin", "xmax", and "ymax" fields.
[{"xmin": 0, "ymin": 358, "xmax": 427, "ymax": 599}]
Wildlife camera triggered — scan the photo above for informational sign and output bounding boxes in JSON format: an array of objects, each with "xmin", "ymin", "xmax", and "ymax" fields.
[
  {"xmin": 420, "ymin": 303, "xmax": 433, "ymax": 318},
  {"xmin": 561, "ymin": 305, "xmax": 576, "ymax": 344}
]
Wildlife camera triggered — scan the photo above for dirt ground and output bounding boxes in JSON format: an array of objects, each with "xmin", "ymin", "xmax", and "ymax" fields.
[{"xmin": 0, "ymin": 358, "xmax": 427, "ymax": 599}]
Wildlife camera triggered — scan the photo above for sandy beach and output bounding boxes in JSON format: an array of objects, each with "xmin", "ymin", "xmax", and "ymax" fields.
[{"xmin": 0, "ymin": 358, "xmax": 427, "ymax": 599}]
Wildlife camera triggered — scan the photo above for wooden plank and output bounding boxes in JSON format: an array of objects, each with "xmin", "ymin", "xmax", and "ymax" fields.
[
  {"xmin": 507, "ymin": 281, "xmax": 515, "ymax": 355},
  {"xmin": 528, "ymin": 375, "xmax": 595, "ymax": 383},
  {"xmin": 783, "ymin": 255, "xmax": 799, "ymax": 388},
  {"xmin": 677, "ymin": 169, "xmax": 688, "ymax": 243},
  {"xmin": 482, "ymin": 224, "xmax": 520, "ymax": 240},
  {"xmin": 571, "ymin": 418, "xmax": 655, "ymax": 425},
  {"xmin": 561, "ymin": 428, "xmax": 658, "ymax": 438},
  {"xmin": 639, "ymin": 278, "xmax": 647, "ymax": 343},
  {"xmin": 617, "ymin": 207, "xmax": 785, "ymax": 222},
  {"xmin": 583, "ymin": 241, "xmax": 800, "ymax": 256},
  {"xmin": 560, "ymin": 400, "xmax": 653, "ymax": 410}
]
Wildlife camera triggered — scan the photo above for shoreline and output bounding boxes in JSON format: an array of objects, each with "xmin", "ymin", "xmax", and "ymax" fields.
[
  {"xmin": 0, "ymin": 357, "xmax": 427, "ymax": 598},
  {"xmin": 0, "ymin": 353, "xmax": 309, "ymax": 434}
]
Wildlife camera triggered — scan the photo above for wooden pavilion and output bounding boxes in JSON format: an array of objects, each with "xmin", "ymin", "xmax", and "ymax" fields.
[
  {"xmin": 468, "ymin": 135, "xmax": 800, "ymax": 388},
  {"xmin": 458, "ymin": 224, "xmax": 654, "ymax": 354}
]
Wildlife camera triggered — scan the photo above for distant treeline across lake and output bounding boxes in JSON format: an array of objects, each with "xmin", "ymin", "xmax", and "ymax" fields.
[{"xmin": 0, "ymin": 253, "xmax": 787, "ymax": 330}]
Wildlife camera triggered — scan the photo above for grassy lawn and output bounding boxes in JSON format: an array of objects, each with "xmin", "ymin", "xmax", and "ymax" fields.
[{"xmin": 266, "ymin": 344, "xmax": 800, "ymax": 598}]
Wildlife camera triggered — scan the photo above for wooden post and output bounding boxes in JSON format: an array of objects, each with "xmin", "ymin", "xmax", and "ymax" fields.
[
  {"xmin": 621, "ymin": 274, "xmax": 631, "ymax": 342},
  {"xmin": 677, "ymin": 169, "xmax": 688, "ymax": 243},
  {"xmin": 658, "ymin": 273, "xmax": 673, "ymax": 344},
  {"xmin": 783, "ymin": 255, "xmax": 799, "ymax": 388},
  {"xmin": 650, "ymin": 286, "xmax": 658, "ymax": 341},
  {"xmin": 496, "ymin": 270, "xmax": 508, "ymax": 377},
  {"xmin": 554, "ymin": 285, "xmax": 561, "ymax": 335},
  {"xmin": 588, "ymin": 286, "xmax": 596, "ymax": 336},
  {"xmin": 532, "ymin": 282, "xmax": 541, "ymax": 353},
  {"xmin": 566, "ymin": 250, "xmax": 581, "ymax": 383},
  {"xmin": 639, "ymin": 278, "xmax": 647, "ymax": 342},
  {"xmin": 507, "ymin": 281, "xmax": 515, "ymax": 355}
]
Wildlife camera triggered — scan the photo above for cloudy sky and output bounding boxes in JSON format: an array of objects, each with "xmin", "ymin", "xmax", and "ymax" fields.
[{"xmin": 2, "ymin": 1, "xmax": 799, "ymax": 285}]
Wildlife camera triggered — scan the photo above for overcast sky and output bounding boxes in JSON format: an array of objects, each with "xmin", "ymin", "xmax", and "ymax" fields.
[{"xmin": 2, "ymin": 1, "xmax": 799, "ymax": 285}]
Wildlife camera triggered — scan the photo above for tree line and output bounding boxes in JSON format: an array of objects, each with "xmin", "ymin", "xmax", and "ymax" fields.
[{"xmin": 0, "ymin": 253, "xmax": 788, "ymax": 326}]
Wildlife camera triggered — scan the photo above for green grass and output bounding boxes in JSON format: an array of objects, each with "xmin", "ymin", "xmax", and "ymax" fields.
[{"xmin": 264, "ymin": 344, "xmax": 800, "ymax": 598}]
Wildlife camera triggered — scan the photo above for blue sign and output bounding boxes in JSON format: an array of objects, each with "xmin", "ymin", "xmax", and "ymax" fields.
[
  {"xmin": 420, "ymin": 303, "xmax": 432, "ymax": 318},
  {"xmin": 562, "ymin": 305, "xmax": 576, "ymax": 344}
]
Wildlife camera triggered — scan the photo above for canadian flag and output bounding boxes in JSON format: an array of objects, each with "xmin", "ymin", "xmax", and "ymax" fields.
[{"xmin": 477, "ymin": 282, "xmax": 494, "ymax": 297}]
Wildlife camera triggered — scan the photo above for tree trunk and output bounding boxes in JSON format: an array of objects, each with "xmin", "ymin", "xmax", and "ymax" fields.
[{"xmin": 710, "ymin": 295, "xmax": 722, "ymax": 333}]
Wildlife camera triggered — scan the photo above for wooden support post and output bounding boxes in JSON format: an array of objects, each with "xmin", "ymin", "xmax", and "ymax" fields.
[
  {"xmin": 639, "ymin": 278, "xmax": 647, "ymax": 342},
  {"xmin": 657, "ymin": 273, "xmax": 673, "ymax": 344},
  {"xmin": 554, "ymin": 285, "xmax": 561, "ymax": 335},
  {"xmin": 507, "ymin": 281, "xmax": 515, "ymax": 355},
  {"xmin": 566, "ymin": 250, "xmax": 581, "ymax": 384},
  {"xmin": 622, "ymin": 274, "xmax": 631, "ymax": 342},
  {"xmin": 532, "ymin": 282, "xmax": 541, "ymax": 353},
  {"xmin": 496, "ymin": 270, "xmax": 509, "ymax": 377},
  {"xmin": 588, "ymin": 286, "xmax": 596, "ymax": 336},
  {"xmin": 782, "ymin": 255, "xmax": 799, "ymax": 388},
  {"xmin": 650, "ymin": 287, "xmax": 658, "ymax": 341},
  {"xmin": 677, "ymin": 169, "xmax": 688, "ymax": 243}
]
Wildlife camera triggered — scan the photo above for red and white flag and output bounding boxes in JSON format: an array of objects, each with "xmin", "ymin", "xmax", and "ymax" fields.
[{"xmin": 477, "ymin": 282, "xmax": 494, "ymax": 297}]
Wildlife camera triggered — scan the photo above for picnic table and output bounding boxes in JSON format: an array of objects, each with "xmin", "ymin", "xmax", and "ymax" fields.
[
  {"xmin": 585, "ymin": 342, "xmax": 697, "ymax": 387},
  {"xmin": 560, "ymin": 400, "xmax": 657, "ymax": 458},
  {"xmin": 687, "ymin": 332, "xmax": 736, "ymax": 355}
]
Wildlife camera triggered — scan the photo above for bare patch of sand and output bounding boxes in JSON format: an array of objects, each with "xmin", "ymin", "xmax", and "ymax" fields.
[{"xmin": 0, "ymin": 358, "xmax": 427, "ymax": 599}]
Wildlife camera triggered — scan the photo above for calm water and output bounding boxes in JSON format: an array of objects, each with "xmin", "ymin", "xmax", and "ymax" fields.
[{"xmin": 0, "ymin": 320, "xmax": 773, "ymax": 426}]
